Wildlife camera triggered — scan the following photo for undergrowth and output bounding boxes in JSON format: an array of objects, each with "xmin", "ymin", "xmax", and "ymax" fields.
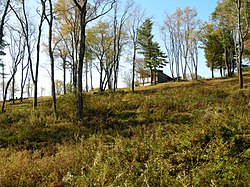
[{"xmin": 0, "ymin": 78, "xmax": 249, "ymax": 186}]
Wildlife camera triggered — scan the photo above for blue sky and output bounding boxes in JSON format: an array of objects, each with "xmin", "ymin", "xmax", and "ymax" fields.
[
  {"xmin": 135, "ymin": 0, "xmax": 218, "ymax": 78},
  {"xmin": 136, "ymin": 0, "xmax": 217, "ymax": 22}
]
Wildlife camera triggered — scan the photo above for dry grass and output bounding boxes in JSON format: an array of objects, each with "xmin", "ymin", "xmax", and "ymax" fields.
[{"xmin": 0, "ymin": 75, "xmax": 250, "ymax": 186}]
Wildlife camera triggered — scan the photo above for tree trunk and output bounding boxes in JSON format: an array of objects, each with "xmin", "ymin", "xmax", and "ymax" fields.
[
  {"xmin": 76, "ymin": 7, "xmax": 87, "ymax": 120},
  {"xmin": 212, "ymin": 65, "xmax": 214, "ymax": 78},
  {"xmin": 132, "ymin": 42, "xmax": 136, "ymax": 93},
  {"xmin": 63, "ymin": 58, "xmax": 66, "ymax": 94},
  {"xmin": 237, "ymin": 0, "xmax": 244, "ymax": 89},
  {"xmin": 89, "ymin": 61, "xmax": 93, "ymax": 90},
  {"xmin": 47, "ymin": 0, "xmax": 57, "ymax": 118},
  {"xmin": 220, "ymin": 67, "xmax": 223, "ymax": 77},
  {"xmin": 154, "ymin": 67, "xmax": 157, "ymax": 85},
  {"xmin": 85, "ymin": 61, "xmax": 88, "ymax": 92},
  {"xmin": 1, "ymin": 68, "xmax": 17, "ymax": 113},
  {"xmin": 2, "ymin": 65, "xmax": 5, "ymax": 101},
  {"xmin": 2, "ymin": 78, "xmax": 12, "ymax": 113},
  {"xmin": 0, "ymin": 0, "xmax": 11, "ymax": 45},
  {"xmin": 12, "ymin": 77, "xmax": 15, "ymax": 104},
  {"xmin": 150, "ymin": 67, "xmax": 153, "ymax": 85},
  {"xmin": 72, "ymin": 0, "xmax": 115, "ymax": 120},
  {"xmin": 100, "ymin": 62, "xmax": 103, "ymax": 92},
  {"xmin": 34, "ymin": 0, "xmax": 45, "ymax": 108}
]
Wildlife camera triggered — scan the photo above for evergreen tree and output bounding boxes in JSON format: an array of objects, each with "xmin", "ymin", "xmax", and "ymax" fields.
[{"xmin": 137, "ymin": 19, "xmax": 166, "ymax": 85}]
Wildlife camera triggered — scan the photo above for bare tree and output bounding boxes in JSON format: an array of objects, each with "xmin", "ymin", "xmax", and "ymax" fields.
[
  {"xmin": 112, "ymin": 0, "xmax": 134, "ymax": 91},
  {"xmin": 1, "ymin": 27, "xmax": 24, "ymax": 112},
  {"xmin": 127, "ymin": 5, "xmax": 145, "ymax": 93},
  {"xmin": 0, "ymin": 0, "xmax": 11, "ymax": 46},
  {"xmin": 160, "ymin": 13, "xmax": 180, "ymax": 80},
  {"xmin": 122, "ymin": 70, "xmax": 132, "ymax": 87},
  {"xmin": 20, "ymin": 47, "xmax": 29, "ymax": 102},
  {"xmin": 43, "ymin": 0, "xmax": 57, "ymax": 118},
  {"xmin": 161, "ymin": 7, "xmax": 201, "ymax": 80},
  {"xmin": 11, "ymin": 0, "xmax": 46, "ymax": 108},
  {"xmin": 0, "ymin": 0, "xmax": 11, "ymax": 93}
]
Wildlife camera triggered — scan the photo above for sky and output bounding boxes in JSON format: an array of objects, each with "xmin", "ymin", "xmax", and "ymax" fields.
[{"xmin": 134, "ymin": 0, "xmax": 218, "ymax": 78}]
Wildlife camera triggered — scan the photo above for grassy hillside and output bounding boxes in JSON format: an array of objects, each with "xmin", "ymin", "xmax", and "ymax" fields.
[{"xmin": 0, "ymin": 76, "xmax": 250, "ymax": 186}]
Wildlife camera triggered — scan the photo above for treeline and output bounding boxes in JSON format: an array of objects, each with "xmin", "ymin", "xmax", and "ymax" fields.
[
  {"xmin": 200, "ymin": 0, "xmax": 250, "ymax": 85},
  {"xmin": 0, "ymin": 0, "xmax": 249, "ymax": 120}
]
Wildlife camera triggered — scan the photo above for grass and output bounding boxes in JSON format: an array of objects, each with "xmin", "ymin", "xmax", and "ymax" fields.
[{"xmin": 0, "ymin": 76, "xmax": 250, "ymax": 186}]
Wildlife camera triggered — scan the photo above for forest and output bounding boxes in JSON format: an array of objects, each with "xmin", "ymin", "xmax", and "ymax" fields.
[{"xmin": 0, "ymin": 0, "xmax": 250, "ymax": 186}]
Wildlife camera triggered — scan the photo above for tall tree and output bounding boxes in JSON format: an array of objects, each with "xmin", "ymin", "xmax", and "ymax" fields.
[
  {"xmin": 44, "ymin": 0, "xmax": 57, "ymax": 118},
  {"xmin": 127, "ymin": 5, "xmax": 145, "ymax": 93},
  {"xmin": 212, "ymin": 0, "xmax": 250, "ymax": 87},
  {"xmin": 72, "ymin": 0, "xmax": 115, "ymax": 120},
  {"xmin": 0, "ymin": 0, "xmax": 10, "ymax": 47},
  {"xmin": 161, "ymin": 11, "xmax": 181, "ymax": 80},
  {"xmin": 1, "ymin": 26, "xmax": 24, "ymax": 112},
  {"xmin": 200, "ymin": 24, "xmax": 224, "ymax": 78},
  {"xmin": 54, "ymin": 0, "xmax": 81, "ymax": 92},
  {"xmin": 112, "ymin": 0, "xmax": 133, "ymax": 91},
  {"xmin": 137, "ymin": 18, "xmax": 165, "ymax": 85},
  {"xmin": 53, "ymin": 40, "xmax": 69, "ymax": 95},
  {"xmin": 87, "ymin": 21, "xmax": 113, "ymax": 92},
  {"xmin": 212, "ymin": 0, "xmax": 237, "ymax": 77},
  {"xmin": 0, "ymin": 0, "xmax": 11, "ymax": 89},
  {"xmin": 11, "ymin": 0, "xmax": 46, "ymax": 109},
  {"xmin": 84, "ymin": 45, "xmax": 94, "ymax": 92},
  {"xmin": 236, "ymin": 0, "xmax": 249, "ymax": 88},
  {"xmin": 161, "ymin": 7, "xmax": 201, "ymax": 80}
]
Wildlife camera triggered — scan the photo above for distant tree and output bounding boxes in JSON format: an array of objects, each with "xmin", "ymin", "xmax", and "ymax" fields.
[
  {"xmin": 55, "ymin": 80, "xmax": 63, "ymax": 95},
  {"xmin": 127, "ymin": 5, "xmax": 145, "ymax": 92},
  {"xmin": 160, "ymin": 12, "xmax": 180, "ymax": 80},
  {"xmin": 161, "ymin": 7, "xmax": 201, "ymax": 80},
  {"xmin": 26, "ymin": 76, "xmax": 32, "ymax": 98},
  {"xmin": 245, "ymin": 33, "xmax": 250, "ymax": 61},
  {"xmin": 11, "ymin": 0, "xmax": 47, "ymax": 108},
  {"xmin": 200, "ymin": 24, "xmax": 224, "ymax": 78},
  {"xmin": 136, "ymin": 58, "xmax": 150, "ymax": 86},
  {"xmin": 54, "ymin": 0, "xmax": 81, "ymax": 93},
  {"xmin": 137, "ymin": 18, "xmax": 165, "ymax": 85},
  {"xmin": 1, "ymin": 27, "xmax": 24, "ymax": 112},
  {"xmin": 0, "ymin": 62, "xmax": 7, "ymax": 100},
  {"xmin": 84, "ymin": 45, "xmax": 95, "ymax": 92},
  {"xmin": 19, "ymin": 47, "xmax": 29, "ymax": 102},
  {"xmin": 112, "ymin": 0, "xmax": 134, "ymax": 91},
  {"xmin": 40, "ymin": 86, "xmax": 46, "ymax": 96},
  {"xmin": 87, "ymin": 21, "xmax": 113, "ymax": 92},
  {"xmin": 53, "ymin": 42, "xmax": 69, "ymax": 95},
  {"xmin": 122, "ymin": 70, "xmax": 132, "ymax": 88}
]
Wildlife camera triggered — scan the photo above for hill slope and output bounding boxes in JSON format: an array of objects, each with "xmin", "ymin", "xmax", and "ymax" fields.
[{"xmin": 0, "ymin": 76, "xmax": 250, "ymax": 186}]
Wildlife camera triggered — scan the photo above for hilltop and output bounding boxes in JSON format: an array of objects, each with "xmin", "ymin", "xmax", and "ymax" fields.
[{"xmin": 0, "ymin": 75, "xmax": 250, "ymax": 186}]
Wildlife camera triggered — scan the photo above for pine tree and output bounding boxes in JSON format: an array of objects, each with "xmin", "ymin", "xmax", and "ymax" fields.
[{"xmin": 137, "ymin": 19, "xmax": 166, "ymax": 85}]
